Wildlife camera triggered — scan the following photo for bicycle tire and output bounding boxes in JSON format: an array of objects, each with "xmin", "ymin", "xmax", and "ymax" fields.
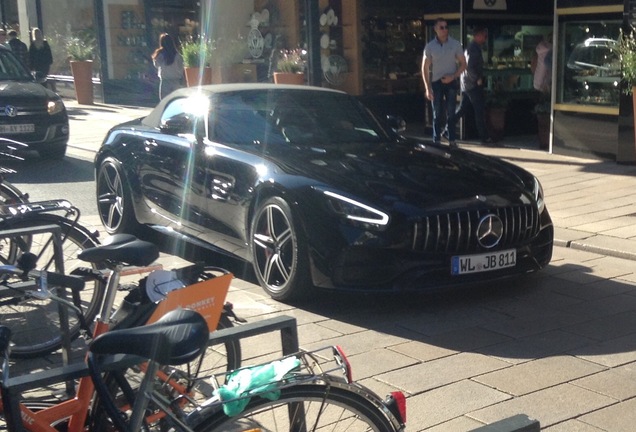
[
  {"xmin": 195, "ymin": 382, "xmax": 402, "ymax": 432},
  {"xmin": 183, "ymin": 266, "xmax": 242, "ymax": 389},
  {"xmin": 0, "ymin": 181, "xmax": 28, "ymax": 205},
  {"xmin": 0, "ymin": 214, "xmax": 105, "ymax": 358},
  {"xmin": 89, "ymin": 303, "xmax": 241, "ymax": 430}
]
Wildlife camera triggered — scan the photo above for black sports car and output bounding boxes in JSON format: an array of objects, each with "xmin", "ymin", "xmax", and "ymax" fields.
[
  {"xmin": 0, "ymin": 45, "xmax": 69, "ymax": 159},
  {"xmin": 95, "ymin": 84, "xmax": 553, "ymax": 301}
]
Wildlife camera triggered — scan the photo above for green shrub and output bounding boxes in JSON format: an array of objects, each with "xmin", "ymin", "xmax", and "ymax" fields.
[
  {"xmin": 181, "ymin": 39, "xmax": 210, "ymax": 68},
  {"xmin": 618, "ymin": 27, "xmax": 636, "ymax": 95},
  {"xmin": 66, "ymin": 32, "xmax": 96, "ymax": 61}
]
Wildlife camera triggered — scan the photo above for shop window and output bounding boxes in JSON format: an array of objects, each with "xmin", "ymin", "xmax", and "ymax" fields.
[{"xmin": 558, "ymin": 20, "xmax": 621, "ymax": 107}]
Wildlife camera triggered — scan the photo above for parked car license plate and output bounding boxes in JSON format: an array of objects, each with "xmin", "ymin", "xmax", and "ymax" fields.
[
  {"xmin": 0, "ymin": 124, "xmax": 35, "ymax": 134},
  {"xmin": 451, "ymin": 249, "xmax": 516, "ymax": 275}
]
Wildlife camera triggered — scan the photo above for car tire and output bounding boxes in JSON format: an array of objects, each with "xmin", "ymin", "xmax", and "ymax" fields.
[
  {"xmin": 96, "ymin": 157, "xmax": 139, "ymax": 235},
  {"xmin": 250, "ymin": 196, "xmax": 312, "ymax": 302}
]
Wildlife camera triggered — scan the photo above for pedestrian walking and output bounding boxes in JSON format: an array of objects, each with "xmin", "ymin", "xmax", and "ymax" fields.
[
  {"xmin": 7, "ymin": 30, "xmax": 28, "ymax": 68},
  {"xmin": 421, "ymin": 18, "xmax": 466, "ymax": 148},
  {"xmin": 28, "ymin": 28, "xmax": 53, "ymax": 85},
  {"xmin": 455, "ymin": 26, "xmax": 493, "ymax": 145},
  {"xmin": 152, "ymin": 33, "xmax": 184, "ymax": 100}
]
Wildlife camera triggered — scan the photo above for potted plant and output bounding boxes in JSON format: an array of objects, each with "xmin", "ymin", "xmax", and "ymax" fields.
[
  {"xmin": 273, "ymin": 48, "xmax": 306, "ymax": 84},
  {"xmin": 485, "ymin": 91, "xmax": 509, "ymax": 142},
  {"xmin": 617, "ymin": 26, "xmax": 636, "ymax": 149},
  {"xmin": 66, "ymin": 32, "xmax": 96, "ymax": 104},
  {"xmin": 180, "ymin": 39, "xmax": 212, "ymax": 86},
  {"xmin": 618, "ymin": 27, "xmax": 636, "ymax": 95}
]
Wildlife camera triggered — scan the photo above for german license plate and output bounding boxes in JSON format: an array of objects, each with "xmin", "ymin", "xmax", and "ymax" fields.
[
  {"xmin": 451, "ymin": 249, "xmax": 516, "ymax": 275},
  {"xmin": 0, "ymin": 124, "xmax": 35, "ymax": 134}
]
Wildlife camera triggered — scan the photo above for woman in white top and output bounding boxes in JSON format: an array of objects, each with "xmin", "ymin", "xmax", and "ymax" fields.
[{"xmin": 152, "ymin": 33, "xmax": 184, "ymax": 100}]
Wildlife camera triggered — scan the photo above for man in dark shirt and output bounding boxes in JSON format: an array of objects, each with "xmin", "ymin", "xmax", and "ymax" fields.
[
  {"xmin": 455, "ymin": 26, "xmax": 493, "ymax": 145},
  {"xmin": 7, "ymin": 30, "xmax": 28, "ymax": 68}
]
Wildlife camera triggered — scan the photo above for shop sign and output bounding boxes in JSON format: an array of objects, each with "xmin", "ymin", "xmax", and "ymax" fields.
[{"xmin": 473, "ymin": 0, "xmax": 507, "ymax": 10}]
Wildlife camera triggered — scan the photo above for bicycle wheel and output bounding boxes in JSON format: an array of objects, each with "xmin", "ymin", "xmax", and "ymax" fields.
[
  {"xmin": 181, "ymin": 266, "xmax": 242, "ymax": 391},
  {"xmin": 89, "ymin": 302, "xmax": 241, "ymax": 430},
  {"xmin": 0, "ymin": 181, "xmax": 28, "ymax": 205},
  {"xmin": 197, "ymin": 382, "xmax": 402, "ymax": 432},
  {"xmin": 0, "ymin": 214, "xmax": 105, "ymax": 358},
  {"xmin": 179, "ymin": 311, "xmax": 242, "ymax": 400}
]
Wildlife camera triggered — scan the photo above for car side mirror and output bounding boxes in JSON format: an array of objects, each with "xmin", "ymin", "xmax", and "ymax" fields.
[
  {"xmin": 386, "ymin": 115, "xmax": 406, "ymax": 133},
  {"xmin": 160, "ymin": 116, "xmax": 192, "ymax": 135}
]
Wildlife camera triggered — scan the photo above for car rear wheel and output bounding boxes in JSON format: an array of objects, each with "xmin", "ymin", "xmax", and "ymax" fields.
[
  {"xmin": 96, "ymin": 157, "xmax": 139, "ymax": 235},
  {"xmin": 250, "ymin": 196, "xmax": 312, "ymax": 302}
]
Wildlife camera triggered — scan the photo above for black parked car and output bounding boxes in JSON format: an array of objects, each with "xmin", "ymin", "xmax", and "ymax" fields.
[
  {"xmin": 95, "ymin": 84, "xmax": 553, "ymax": 301},
  {"xmin": 0, "ymin": 45, "xmax": 69, "ymax": 159}
]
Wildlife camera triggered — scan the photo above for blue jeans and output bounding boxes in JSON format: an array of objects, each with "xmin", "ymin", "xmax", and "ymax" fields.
[
  {"xmin": 456, "ymin": 85, "xmax": 488, "ymax": 141},
  {"xmin": 431, "ymin": 80, "xmax": 459, "ymax": 142}
]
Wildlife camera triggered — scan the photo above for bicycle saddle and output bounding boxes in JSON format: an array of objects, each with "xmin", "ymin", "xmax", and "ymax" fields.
[
  {"xmin": 89, "ymin": 309, "xmax": 209, "ymax": 365},
  {"xmin": 78, "ymin": 234, "xmax": 159, "ymax": 267}
]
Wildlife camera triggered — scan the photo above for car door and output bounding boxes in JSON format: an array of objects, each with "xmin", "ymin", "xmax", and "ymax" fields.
[
  {"xmin": 138, "ymin": 97, "xmax": 211, "ymax": 237},
  {"xmin": 197, "ymin": 93, "xmax": 290, "ymax": 261}
]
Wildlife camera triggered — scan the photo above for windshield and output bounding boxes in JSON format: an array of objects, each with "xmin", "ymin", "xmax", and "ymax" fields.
[
  {"xmin": 0, "ymin": 49, "xmax": 32, "ymax": 81},
  {"xmin": 209, "ymin": 89, "xmax": 391, "ymax": 147}
]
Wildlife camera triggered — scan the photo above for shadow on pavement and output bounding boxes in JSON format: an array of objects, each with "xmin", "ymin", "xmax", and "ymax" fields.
[
  {"xmin": 117, "ymin": 218, "xmax": 636, "ymax": 364},
  {"xmin": 5, "ymin": 154, "xmax": 94, "ymax": 184}
]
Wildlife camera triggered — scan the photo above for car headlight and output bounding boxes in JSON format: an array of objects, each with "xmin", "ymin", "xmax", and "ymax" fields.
[
  {"xmin": 47, "ymin": 99, "xmax": 65, "ymax": 115},
  {"xmin": 533, "ymin": 177, "xmax": 545, "ymax": 213},
  {"xmin": 323, "ymin": 191, "xmax": 389, "ymax": 227}
]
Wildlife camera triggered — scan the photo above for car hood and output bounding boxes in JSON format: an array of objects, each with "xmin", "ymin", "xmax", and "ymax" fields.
[
  {"xmin": 269, "ymin": 140, "xmax": 533, "ymax": 212},
  {"xmin": 0, "ymin": 80, "xmax": 54, "ymax": 100}
]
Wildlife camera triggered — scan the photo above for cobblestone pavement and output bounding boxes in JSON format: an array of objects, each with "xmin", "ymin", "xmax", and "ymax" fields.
[{"xmin": 9, "ymin": 98, "xmax": 636, "ymax": 431}]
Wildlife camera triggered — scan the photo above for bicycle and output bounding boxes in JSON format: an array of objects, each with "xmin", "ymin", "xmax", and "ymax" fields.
[
  {"xmin": 0, "ymin": 138, "xmax": 30, "ymax": 206},
  {"xmin": 75, "ymin": 233, "xmax": 243, "ymax": 381},
  {"xmin": 0, "ymin": 234, "xmax": 240, "ymax": 432},
  {"xmin": 0, "ymin": 199, "xmax": 104, "ymax": 358},
  {"xmin": 85, "ymin": 309, "xmax": 407, "ymax": 431}
]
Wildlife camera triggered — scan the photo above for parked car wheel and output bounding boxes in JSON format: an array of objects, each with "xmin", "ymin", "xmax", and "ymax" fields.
[
  {"xmin": 250, "ymin": 197, "xmax": 311, "ymax": 301},
  {"xmin": 96, "ymin": 157, "xmax": 138, "ymax": 234}
]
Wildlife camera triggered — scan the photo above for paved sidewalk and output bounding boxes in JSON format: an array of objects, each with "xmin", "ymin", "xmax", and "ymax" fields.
[{"xmin": 53, "ymin": 98, "xmax": 636, "ymax": 431}]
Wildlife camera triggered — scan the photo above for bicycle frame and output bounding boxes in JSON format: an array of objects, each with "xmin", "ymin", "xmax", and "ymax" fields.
[
  {"xmin": 0, "ymin": 200, "xmax": 97, "ymax": 275},
  {"xmin": 0, "ymin": 250, "xmax": 233, "ymax": 432}
]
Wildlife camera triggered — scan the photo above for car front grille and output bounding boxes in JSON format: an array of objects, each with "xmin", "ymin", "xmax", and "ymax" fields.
[
  {"xmin": 0, "ymin": 103, "xmax": 48, "ymax": 117},
  {"xmin": 0, "ymin": 103, "xmax": 56, "ymax": 142},
  {"xmin": 412, "ymin": 204, "xmax": 540, "ymax": 254}
]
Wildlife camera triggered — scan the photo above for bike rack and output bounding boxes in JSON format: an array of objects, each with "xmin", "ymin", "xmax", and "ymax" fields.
[
  {"xmin": 1, "ymin": 315, "xmax": 298, "ymax": 432},
  {"xmin": 0, "ymin": 224, "xmax": 76, "ymax": 376}
]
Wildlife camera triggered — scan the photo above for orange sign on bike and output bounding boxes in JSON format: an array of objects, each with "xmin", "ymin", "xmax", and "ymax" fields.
[{"xmin": 146, "ymin": 273, "xmax": 233, "ymax": 331}]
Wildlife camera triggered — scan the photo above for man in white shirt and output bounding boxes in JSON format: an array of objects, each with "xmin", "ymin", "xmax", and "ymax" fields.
[{"xmin": 422, "ymin": 18, "xmax": 466, "ymax": 148}]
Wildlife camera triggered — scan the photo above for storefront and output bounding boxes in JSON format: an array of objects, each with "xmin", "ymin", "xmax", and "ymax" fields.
[
  {"xmin": 6, "ymin": 0, "xmax": 636, "ymax": 162},
  {"xmin": 553, "ymin": 1, "xmax": 623, "ymax": 160},
  {"xmin": 96, "ymin": 0, "xmax": 259, "ymax": 105},
  {"xmin": 414, "ymin": 1, "xmax": 553, "ymax": 142}
]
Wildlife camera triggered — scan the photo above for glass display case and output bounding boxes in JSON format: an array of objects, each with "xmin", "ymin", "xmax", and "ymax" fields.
[
  {"xmin": 481, "ymin": 24, "xmax": 552, "ymax": 93},
  {"xmin": 558, "ymin": 20, "xmax": 621, "ymax": 107},
  {"xmin": 361, "ymin": 15, "xmax": 429, "ymax": 94}
]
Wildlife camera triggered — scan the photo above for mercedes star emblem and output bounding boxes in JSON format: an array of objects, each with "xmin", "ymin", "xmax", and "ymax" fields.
[{"xmin": 476, "ymin": 214, "xmax": 504, "ymax": 249}]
